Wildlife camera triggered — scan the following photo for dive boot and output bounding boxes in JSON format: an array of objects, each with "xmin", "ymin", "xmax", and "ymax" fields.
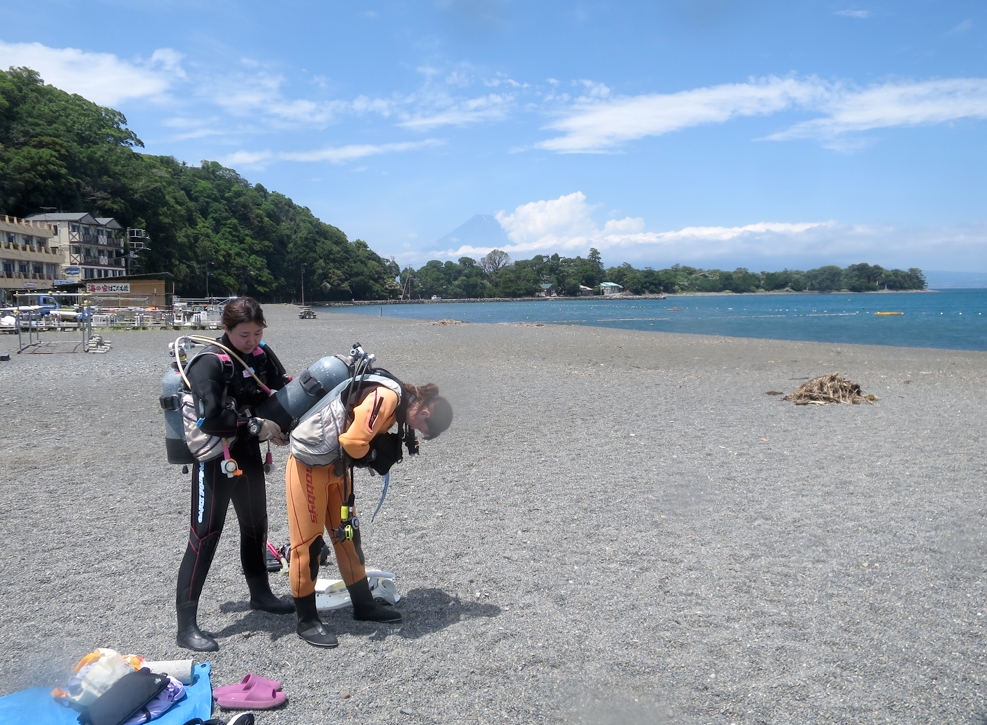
[
  {"xmin": 176, "ymin": 601, "xmax": 219, "ymax": 652},
  {"xmin": 347, "ymin": 577, "xmax": 402, "ymax": 623},
  {"xmin": 247, "ymin": 575, "xmax": 295, "ymax": 614},
  {"xmin": 294, "ymin": 593, "xmax": 338, "ymax": 648}
]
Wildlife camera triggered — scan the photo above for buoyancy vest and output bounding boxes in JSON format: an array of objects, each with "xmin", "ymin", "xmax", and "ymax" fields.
[
  {"xmin": 181, "ymin": 338, "xmax": 286, "ymax": 461},
  {"xmin": 289, "ymin": 373, "xmax": 403, "ymax": 467}
]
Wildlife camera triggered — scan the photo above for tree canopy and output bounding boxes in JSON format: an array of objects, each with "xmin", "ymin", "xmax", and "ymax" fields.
[
  {"xmin": 0, "ymin": 67, "xmax": 399, "ymax": 301},
  {"xmin": 399, "ymin": 253, "xmax": 925, "ymax": 299}
]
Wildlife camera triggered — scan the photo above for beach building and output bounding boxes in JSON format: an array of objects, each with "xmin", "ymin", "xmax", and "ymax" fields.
[
  {"xmin": 538, "ymin": 283, "xmax": 557, "ymax": 297},
  {"xmin": 84, "ymin": 273, "xmax": 175, "ymax": 308},
  {"xmin": 600, "ymin": 281, "xmax": 624, "ymax": 296},
  {"xmin": 25, "ymin": 212, "xmax": 127, "ymax": 283},
  {"xmin": 578, "ymin": 285, "xmax": 594, "ymax": 296},
  {"xmin": 0, "ymin": 214, "xmax": 62, "ymax": 301}
]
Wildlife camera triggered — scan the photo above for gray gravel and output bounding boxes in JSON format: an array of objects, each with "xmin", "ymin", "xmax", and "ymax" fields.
[{"xmin": 1, "ymin": 305, "xmax": 986, "ymax": 724}]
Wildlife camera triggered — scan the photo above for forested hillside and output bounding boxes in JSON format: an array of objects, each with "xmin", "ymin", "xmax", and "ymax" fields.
[{"xmin": 0, "ymin": 67, "xmax": 399, "ymax": 300}]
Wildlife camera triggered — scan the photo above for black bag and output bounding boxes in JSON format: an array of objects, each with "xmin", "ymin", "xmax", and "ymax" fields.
[
  {"xmin": 79, "ymin": 668, "xmax": 169, "ymax": 725},
  {"xmin": 354, "ymin": 432, "xmax": 403, "ymax": 475}
]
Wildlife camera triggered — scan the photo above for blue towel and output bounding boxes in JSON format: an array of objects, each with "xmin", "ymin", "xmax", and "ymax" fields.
[{"xmin": 0, "ymin": 662, "xmax": 212, "ymax": 725}]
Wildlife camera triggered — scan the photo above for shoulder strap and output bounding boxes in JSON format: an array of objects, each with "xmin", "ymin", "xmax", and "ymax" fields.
[{"xmin": 182, "ymin": 348, "xmax": 235, "ymax": 389}]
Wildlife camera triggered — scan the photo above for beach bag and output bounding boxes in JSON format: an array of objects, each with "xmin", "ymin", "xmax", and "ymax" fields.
[
  {"xmin": 290, "ymin": 375, "xmax": 401, "ymax": 467},
  {"xmin": 78, "ymin": 668, "xmax": 169, "ymax": 725}
]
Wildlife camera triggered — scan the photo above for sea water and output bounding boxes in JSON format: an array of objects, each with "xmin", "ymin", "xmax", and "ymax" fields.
[{"xmin": 329, "ymin": 289, "xmax": 987, "ymax": 352}]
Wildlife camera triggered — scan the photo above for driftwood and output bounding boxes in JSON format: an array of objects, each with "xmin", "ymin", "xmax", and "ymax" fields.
[{"xmin": 782, "ymin": 372, "xmax": 879, "ymax": 406}]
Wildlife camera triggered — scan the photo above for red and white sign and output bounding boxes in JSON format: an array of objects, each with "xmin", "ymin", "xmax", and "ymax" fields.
[{"xmin": 86, "ymin": 283, "xmax": 131, "ymax": 293}]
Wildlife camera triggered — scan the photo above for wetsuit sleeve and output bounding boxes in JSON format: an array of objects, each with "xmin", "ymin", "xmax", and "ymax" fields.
[
  {"xmin": 186, "ymin": 354, "xmax": 239, "ymax": 435},
  {"xmin": 338, "ymin": 386, "xmax": 399, "ymax": 460}
]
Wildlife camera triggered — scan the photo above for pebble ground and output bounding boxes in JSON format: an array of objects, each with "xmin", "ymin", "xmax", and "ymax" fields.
[{"xmin": 1, "ymin": 305, "xmax": 985, "ymax": 724}]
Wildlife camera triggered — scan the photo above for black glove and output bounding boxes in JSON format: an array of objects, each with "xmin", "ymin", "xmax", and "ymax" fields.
[{"xmin": 353, "ymin": 433, "xmax": 403, "ymax": 475}]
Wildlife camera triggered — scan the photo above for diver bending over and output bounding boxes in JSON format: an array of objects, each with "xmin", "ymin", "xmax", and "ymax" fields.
[{"xmin": 286, "ymin": 375, "xmax": 452, "ymax": 647}]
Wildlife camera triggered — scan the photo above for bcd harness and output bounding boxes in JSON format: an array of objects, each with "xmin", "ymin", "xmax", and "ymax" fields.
[{"xmin": 165, "ymin": 334, "xmax": 282, "ymax": 477}]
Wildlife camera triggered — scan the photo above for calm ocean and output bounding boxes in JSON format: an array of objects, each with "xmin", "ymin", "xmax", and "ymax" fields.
[{"xmin": 329, "ymin": 288, "xmax": 987, "ymax": 352}]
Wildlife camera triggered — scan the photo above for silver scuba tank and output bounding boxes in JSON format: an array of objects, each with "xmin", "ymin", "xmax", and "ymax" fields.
[
  {"xmin": 160, "ymin": 362, "xmax": 195, "ymax": 464},
  {"xmin": 255, "ymin": 355, "xmax": 352, "ymax": 432}
]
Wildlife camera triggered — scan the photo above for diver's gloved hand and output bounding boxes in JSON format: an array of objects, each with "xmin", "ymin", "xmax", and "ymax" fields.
[
  {"xmin": 353, "ymin": 433, "xmax": 403, "ymax": 475},
  {"xmin": 248, "ymin": 417, "xmax": 283, "ymax": 442}
]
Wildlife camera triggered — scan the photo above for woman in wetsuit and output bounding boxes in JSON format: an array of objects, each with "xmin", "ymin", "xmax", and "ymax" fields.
[
  {"xmin": 286, "ymin": 376, "xmax": 453, "ymax": 648},
  {"xmin": 175, "ymin": 297, "xmax": 295, "ymax": 652}
]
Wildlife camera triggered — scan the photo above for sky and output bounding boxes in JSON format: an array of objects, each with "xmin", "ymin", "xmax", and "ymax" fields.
[{"xmin": 1, "ymin": 0, "xmax": 986, "ymax": 273}]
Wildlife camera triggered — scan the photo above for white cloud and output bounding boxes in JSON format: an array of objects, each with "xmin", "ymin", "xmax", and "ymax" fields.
[
  {"xmin": 539, "ymin": 76, "xmax": 987, "ymax": 152},
  {"xmin": 495, "ymin": 192, "xmax": 599, "ymax": 246},
  {"xmin": 280, "ymin": 139, "xmax": 443, "ymax": 163},
  {"xmin": 222, "ymin": 139, "xmax": 442, "ymax": 168},
  {"xmin": 0, "ymin": 41, "xmax": 181, "ymax": 106},
  {"xmin": 538, "ymin": 76, "xmax": 827, "ymax": 152},
  {"xmin": 769, "ymin": 78, "xmax": 987, "ymax": 141},
  {"xmin": 221, "ymin": 150, "xmax": 275, "ymax": 167},
  {"xmin": 430, "ymin": 192, "xmax": 987, "ymax": 271},
  {"xmin": 835, "ymin": 10, "xmax": 872, "ymax": 18},
  {"xmin": 433, "ymin": 191, "xmax": 828, "ymax": 259},
  {"xmin": 398, "ymin": 92, "xmax": 514, "ymax": 129}
]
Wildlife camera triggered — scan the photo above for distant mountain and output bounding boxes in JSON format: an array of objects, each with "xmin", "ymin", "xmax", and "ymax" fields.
[
  {"xmin": 924, "ymin": 271, "xmax": 987, "ymax": 289},
  {"xmin": 434, "ymin": 214, "xmax": 511, "ymax": 250}
]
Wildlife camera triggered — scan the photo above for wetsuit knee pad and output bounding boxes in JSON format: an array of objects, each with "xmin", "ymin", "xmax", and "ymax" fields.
[{"xmin": 308, "ymin": 536, "xmax": 324, "ymax": 582}]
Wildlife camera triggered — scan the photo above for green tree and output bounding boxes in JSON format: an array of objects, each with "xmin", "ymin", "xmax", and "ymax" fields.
[{"xmin": 806, "ymin": 265, "xmax": 844, "ymax": 292}]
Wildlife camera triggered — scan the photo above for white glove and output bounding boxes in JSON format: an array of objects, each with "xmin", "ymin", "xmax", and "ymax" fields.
[{"xmin": 249, "ymin": 417, "xmax": 282, "ymax": 442}]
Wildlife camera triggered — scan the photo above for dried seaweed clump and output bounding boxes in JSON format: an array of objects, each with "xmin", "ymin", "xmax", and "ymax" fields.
[{"xmin": 782, "ymin": 373, "xmax": 879, "ymax": 405}]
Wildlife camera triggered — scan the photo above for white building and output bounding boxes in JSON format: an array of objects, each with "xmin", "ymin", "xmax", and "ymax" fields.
[
  {"xmin": 25, "ymin": 212, "xmax": 127, "ymax": 282},
  {"xmin": 0, "ymin": 215, "xmax": 61, "ymax": 296}
]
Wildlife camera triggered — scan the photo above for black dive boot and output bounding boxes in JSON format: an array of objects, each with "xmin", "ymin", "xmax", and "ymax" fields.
[
  {"xmin": 295, "ymin": 593, "xmax": 338, "ymax": 648},
  {"xmin": 247, "ymin": 575, "xmax": 295, "ymax": 614},
  {"xmin": 176, "ymin": 601, "xmax": 219, "ymax": 652},
  {"xmin": 347, "ymin": 577, "xmax": 402, "ymax": 623}
]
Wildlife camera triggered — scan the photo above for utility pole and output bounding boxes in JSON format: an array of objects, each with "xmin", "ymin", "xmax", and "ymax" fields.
[
  {"xmin": 300, "ymin": 263, "xmax": 306, "ymax": 306},
  {"xmin": 205, "ymin": 263, "xmax": 211, "ymax": 301}
]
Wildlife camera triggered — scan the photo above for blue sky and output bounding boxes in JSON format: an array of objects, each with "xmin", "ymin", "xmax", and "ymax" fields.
[{"xmin": 2, "ymin": 0, "xmax": 986, "ymax": 273}]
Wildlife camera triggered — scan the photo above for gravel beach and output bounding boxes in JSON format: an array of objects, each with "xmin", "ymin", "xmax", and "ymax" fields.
[{"xmin": 1, "ymin": 305, "xmax": 986, "ymax": 724}]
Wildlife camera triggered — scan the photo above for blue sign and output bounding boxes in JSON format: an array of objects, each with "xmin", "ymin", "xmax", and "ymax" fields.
[{"xmin": 64, "ymin": 266, "xmax": 81, "ymax": 275}]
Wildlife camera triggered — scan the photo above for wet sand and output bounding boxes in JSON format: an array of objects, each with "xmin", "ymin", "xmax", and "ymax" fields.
[{"xmin": 1, "ymin": 305, "xmax": 986, "ymax": 723}]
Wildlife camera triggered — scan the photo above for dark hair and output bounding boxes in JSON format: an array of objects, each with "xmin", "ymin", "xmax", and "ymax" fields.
[
  {"xmin": 403, "ymin": 383, "xmax": 453, "ymax": 440},
  {"xmin": 222, "ymin": 297, "xmax": 267, "ymax": 330}
]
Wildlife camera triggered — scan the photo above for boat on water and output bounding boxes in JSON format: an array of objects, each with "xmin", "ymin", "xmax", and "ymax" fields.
[{"xmin": 874, "ymin": 311, "xmax": 904, "ymax": 316}]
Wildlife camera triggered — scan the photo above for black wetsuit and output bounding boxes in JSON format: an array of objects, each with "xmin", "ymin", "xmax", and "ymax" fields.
[{"xmin": 175, "ymin": 335, "xmax": 289, "ymax": 608}]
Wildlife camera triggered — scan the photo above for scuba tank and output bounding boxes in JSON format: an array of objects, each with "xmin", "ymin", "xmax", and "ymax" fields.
[
  {"xmin": 160, "ymin": 362, "xmax": 195, "ymax": 465},
  {"xmin": 255, "ymin": 355, "xmax": 352, "ymax": 433}
]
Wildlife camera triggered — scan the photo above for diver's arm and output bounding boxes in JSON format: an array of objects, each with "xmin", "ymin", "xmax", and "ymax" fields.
[{"xmin": 338, "ymin": 386, "xmax": 399, "ymax": 460}]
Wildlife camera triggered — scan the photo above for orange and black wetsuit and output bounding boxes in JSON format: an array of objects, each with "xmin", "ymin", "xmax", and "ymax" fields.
[{"xmin": 286, "ymin": 384, "xmax": 400, "ymax": 597}]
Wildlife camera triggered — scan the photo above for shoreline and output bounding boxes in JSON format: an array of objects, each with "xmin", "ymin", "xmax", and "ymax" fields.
[{"xmin": 319, "ymin": 287, "xmax": 936, "ymax": 308}]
